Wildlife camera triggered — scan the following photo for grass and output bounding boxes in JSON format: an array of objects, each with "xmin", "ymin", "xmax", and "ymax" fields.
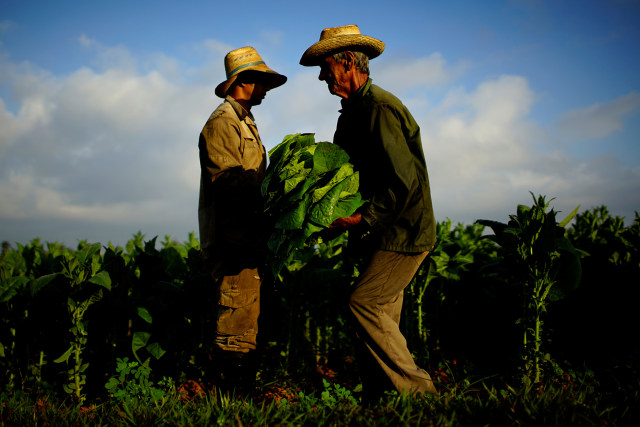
[{"xmin": 2, "ymin": 360, "xmax": 638, "ymax": 426}]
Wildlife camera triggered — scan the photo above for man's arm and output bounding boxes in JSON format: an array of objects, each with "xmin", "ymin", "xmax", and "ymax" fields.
[
  {"xmin": 200, "ymin": 116, "xmax": 244, "ymax": 183},
  {"xmin": 329, "ymin": 212, "xmax": 362, "ymax": 229},
  {"xmin": 330, "ymin": 104, "xmax": 416, "ymax": 230},
  {"xmin": 362, "ymin": 104, "xmax": 417, "ymax": 226}
]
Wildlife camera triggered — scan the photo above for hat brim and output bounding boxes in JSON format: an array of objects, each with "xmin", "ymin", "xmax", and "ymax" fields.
[
  {"xmin": 215, "ymin": 68, "xmax": 287, "ymax": 98},
  {"xmin": 299, "ymin": 34, "xmax": 385, "ymax": 66}
]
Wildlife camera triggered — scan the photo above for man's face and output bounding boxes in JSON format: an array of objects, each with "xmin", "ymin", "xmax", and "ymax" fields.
[
  {"xmin": 246, "ymin": 81, "xmax": 270, "ymax": 106},
  {"xmin": 318, "ymin": 56, "xmax": 350, "ymax": 98}
]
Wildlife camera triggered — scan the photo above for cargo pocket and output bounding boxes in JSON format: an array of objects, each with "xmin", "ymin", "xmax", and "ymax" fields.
[
  {"xmin": 219, "ymin": 287, "xmax": 259, "ymax": 309},
  {"xmin": 216, "ymin": 269, "xmax": 261, "ymax": 338}
]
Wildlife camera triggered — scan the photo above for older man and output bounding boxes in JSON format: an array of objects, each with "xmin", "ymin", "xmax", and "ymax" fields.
[
  {"xmin": 300, "ymin": 25, "xmax": 437, "ymax": 402},
  {"xmin": 198, "ymin": 46, "xmax": 286, "ymax": 394}
]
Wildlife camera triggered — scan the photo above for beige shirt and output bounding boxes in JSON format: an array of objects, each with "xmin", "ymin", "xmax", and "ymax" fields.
[{"xmin": 198, "ymin": 96, "xmax": 267, "ymax": 252}]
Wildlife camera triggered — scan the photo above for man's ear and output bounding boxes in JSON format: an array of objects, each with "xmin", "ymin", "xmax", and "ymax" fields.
[{"xmin": 343, "ymin": 51, "xmax": 354, "ymax": 71}]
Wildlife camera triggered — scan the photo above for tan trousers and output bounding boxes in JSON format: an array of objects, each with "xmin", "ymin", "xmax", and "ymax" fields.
[
  {"xmin": 349, "ymin": 250, "xmax": 436, "ymax": 398},
  {"xmin": 212, "ymin": 265, "xmax": 262, "ymax": 353}
]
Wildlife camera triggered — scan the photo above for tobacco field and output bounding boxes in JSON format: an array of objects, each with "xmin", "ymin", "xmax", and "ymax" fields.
[{"xmin": 1, "ymin": 195, "xmax": 639, "ymax": 425}]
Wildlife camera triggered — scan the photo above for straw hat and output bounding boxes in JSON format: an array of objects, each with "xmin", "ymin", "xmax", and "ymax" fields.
[
  {"xmin": 215, "ymin": 46, "xmax": 287, "ymax": 98},
  {"xmin": 300, "ymin": 25, "xmax": 385, "ymax": 66}
]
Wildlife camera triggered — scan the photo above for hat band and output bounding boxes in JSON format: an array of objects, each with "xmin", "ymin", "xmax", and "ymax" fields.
[{"xmin": 227, "ymin": 61, "xmax": 266, "ymax": 78}]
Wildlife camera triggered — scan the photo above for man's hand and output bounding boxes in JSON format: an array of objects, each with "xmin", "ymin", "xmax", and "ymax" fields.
[{"xmin": 329, "ymin": 212, "xmax": 362, "ymax": 229}]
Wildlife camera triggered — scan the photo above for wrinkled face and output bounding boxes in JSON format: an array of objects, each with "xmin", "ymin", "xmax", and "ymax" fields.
[{"xmin": 318, "ymin": 56, "xmax": 350, "ymax": 98}]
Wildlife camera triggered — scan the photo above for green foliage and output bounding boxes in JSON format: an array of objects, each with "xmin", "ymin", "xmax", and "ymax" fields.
[
  {"xmin": 54, "ymin": 243, "xmax": 112, "ymax": 402},
  {"xmin": 0, "ymin": 232, "xmax": 205, "ymax": 398},
  {"xmin": 553, "ymin": 207, "xmax": 640, "ymax": 369},
  {"xmin": 0, "ymin": 194, "xmax": 638, "ymax": 425},
  {"xmin": 320, "ymin": 378, "xmax": 358, "ymax": 406},
  {"xmin": 294, "ymin": 378, "xmax": 358, "ymax": 409},
  {"xmin": 404, "ymin": 219, "xmax": 498, "ymax": 360},
  {"xmin": 262, "ymin": 133, "xmax": 365, "ymax": 277},
  {"xmin": 2, "ymin": 364, "xmax": 637, "ymax": 426},
  {"xmin": 105, "ymin": 357, "xmax": 174, "ymax": 406},
  {"xmin": 567, "ymin": 206, "xmax": 639, "ymax": 267},
  {"xmin": 476, "ymin": 193, "xmax": 582, "ymax": 384}
]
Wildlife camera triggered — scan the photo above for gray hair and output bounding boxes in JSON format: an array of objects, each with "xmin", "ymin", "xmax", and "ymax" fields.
[{"xmin": 331, "ymin": 51, "xmax": 370, "ymax": 75}]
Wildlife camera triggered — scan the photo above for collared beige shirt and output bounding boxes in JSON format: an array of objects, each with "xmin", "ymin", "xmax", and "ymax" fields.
[{"xmin": 198, "ymin": 96, "xmax": 267, "ymax": 251}]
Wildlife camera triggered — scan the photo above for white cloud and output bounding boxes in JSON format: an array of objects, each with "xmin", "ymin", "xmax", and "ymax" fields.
[
  {"xmin": 417, "ymin": 74, "xmax": 639, "ymax": 224},
  {"xmin": 375, "ymin": 52, "xmax": 469, "ymax": 93},
  {"xmin": 423, "ymin": 75, "xmax": 539, "ymax": 178},
  {"xmin": 257, "ymin": 69, "xmax": 340, "ymax": 148},
  {"xmin": 201, "ymin": 39, "xmax": 233, "ymax": 56},
  {"xmin": 0, "ymin": 43, "xmax": 209, "ymax": 231},
  {"xmin": 261, "ymin": 30, "xmax": 284, "ymax": 46},
  {"xmin": 1, "ymin": 40, "xmax": 638, "ymax": 247},
  {"xmin": 77, "ymin": 34, "xmax": 137, "ymax": 71},
  {"xmin": 556, "ymin": 91, "xmax": 640, "ymax": 140},
  {"xmin": 78, "ymin": 34, "xmax": 94, "ymax": 48}
]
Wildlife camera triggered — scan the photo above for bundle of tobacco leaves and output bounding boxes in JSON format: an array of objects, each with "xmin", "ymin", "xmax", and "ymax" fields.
[{"xmin": 261, "ymin": 133, "xmax": 365, "ymax": 277}]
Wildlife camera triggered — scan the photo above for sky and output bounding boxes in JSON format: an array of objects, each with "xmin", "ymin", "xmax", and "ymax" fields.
[{"xmin": 1, "ymin": 0, "xmax": 639, "ymax": 249}]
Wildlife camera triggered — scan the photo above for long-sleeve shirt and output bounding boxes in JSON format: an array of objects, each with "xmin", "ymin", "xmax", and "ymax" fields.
[
  {"xmin": 198, "ymin": 96, "xmax": 267, "ymax": 253},
  {"xmin": 333, "ymin": 78, "xmax": 436, "ymax": 253}
]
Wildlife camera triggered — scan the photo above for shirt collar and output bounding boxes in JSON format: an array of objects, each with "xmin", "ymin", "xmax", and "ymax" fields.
[
  {"xmin": 340, "ymin": 78, "xmax": 372, "ymax": 111},
  {"xmin": 225, "ymin": 95, "xmax": 255, "ymax": 122}
]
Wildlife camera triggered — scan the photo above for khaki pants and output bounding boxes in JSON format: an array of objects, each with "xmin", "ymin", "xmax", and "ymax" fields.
[
  {"xmin": 212, "ymin": 265, "xmax": 262, "ymax": 353},
  {"xmin": 349, "ymin": 250, "xmax": 436, "ymax": 398}
]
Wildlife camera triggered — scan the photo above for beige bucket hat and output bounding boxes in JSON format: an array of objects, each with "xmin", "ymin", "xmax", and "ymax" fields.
[
  {"xmin": 300, "ymin": 25, "xmax": 385, "ymax": 66},
  {"xmin": 215, "ymin": 46, "xmax": 287, "ymax": 98}
]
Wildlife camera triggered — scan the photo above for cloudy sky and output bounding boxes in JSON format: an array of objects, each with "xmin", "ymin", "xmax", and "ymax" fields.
[{"xmin": 1, "ymin": 0, "xmax": 639, "ymax": 248}]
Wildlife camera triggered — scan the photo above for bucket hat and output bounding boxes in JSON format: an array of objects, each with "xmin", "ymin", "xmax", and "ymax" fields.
[
  {"xmin": 300, "ymin": 25, "xmax": 385, "ymax": 66},
  {"xmin": 215, "ymin": 46, "xmax": 287, "ymax": 98}
]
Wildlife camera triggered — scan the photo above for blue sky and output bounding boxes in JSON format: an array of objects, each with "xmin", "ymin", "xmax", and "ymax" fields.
[{"xmin": 1, "ymin": 0, "xmax": 639, "ymax": 248}]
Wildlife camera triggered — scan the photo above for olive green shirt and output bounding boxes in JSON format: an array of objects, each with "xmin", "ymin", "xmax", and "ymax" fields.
[
  {"xmin": 333, "ymin": 78, "xmax": 436, "ymax": 253},
  {"xmin": 198, "ymin": 96, "xmax": 267, "ymax": 254}
]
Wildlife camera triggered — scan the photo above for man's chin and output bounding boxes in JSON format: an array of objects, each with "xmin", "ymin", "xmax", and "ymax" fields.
[{"xmin": 327, "ymin": 85, "xmax": 346, "ymax": 98}]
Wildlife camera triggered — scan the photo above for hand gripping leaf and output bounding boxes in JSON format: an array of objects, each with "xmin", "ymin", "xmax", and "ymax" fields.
[{"xmin": 262, "ymin": 133, "xmax": 365, "ymax": 277}]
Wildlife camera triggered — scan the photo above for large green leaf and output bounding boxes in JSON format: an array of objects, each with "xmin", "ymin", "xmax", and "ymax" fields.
[
  {"xmin": 277, "ymin": 145, "xmax": 316, "ymax": 182},
  {"xmin": 132, "ymin": 331, "xmax": 151, "ymax": 364},
  {"xmin": 54, "ymin": 346, "xmax": 73, "ymax": 364},
  {"xmin": 308, "ymin": 173, "xmax": 360, "ymax": 227},
  {"xmin": 310, "ymin": 163, "xmax": 354, "ymax": 203},
  {"xmin": 137, "ymin": 306, "xmax": 153, "ymax": 324},
  {"xmin": 29, "ymin": 273, "xmax": 60, "ymax": 296},
  {"xmin": 88, "ymin": 270, "xmax": 112, "ymax": 290},
  {"xmin": 75, "ymin": 242, "xmax": 102, "ymax": 265},
  {"xmin": 267, "ymin": 229, "xmax": 288, "ymax": 253},
  {"xmin": 331, "ymin": 191, "xmax": 364, "ymax": 220},
  {"xmin": 311, "ymin": 141, "xmax": 350, "ymax": 174},
  {"xmin": 263, "ymin": 133, "xmax": 366, "ymax": 277},
  {"xmin": 274, "ymin": 193, "xmax": 314, "ymax": 230},
  {"xmin": 145, "ymin": 342, "xmax": 166, "ymax": 360},
  {"xmin": 0, "ymin": 276, "xmax": 29, "ymax": 302}
]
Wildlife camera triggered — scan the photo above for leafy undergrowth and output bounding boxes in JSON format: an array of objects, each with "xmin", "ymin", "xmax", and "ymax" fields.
[{"xmin": 2, "ymin": 359, "xmax": 638, "ymax": 426}]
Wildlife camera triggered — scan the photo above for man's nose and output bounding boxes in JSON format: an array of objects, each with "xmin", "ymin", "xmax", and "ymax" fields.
[{"xmin": 318, "ymin": 69, "xmax": 326, "ymax": 81}]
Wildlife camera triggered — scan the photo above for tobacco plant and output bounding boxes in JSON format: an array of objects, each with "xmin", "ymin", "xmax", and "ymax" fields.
[
  {"xmin": 53, "ymin": 243, "xmax": 112, "ymax": 402},
  {"xmin": 477, "ymin": 193, "xmax": 582, "ymax": 385},
  {"xmin": 405, "ymin": 219, "xmax": 497, "ymax": 360}
]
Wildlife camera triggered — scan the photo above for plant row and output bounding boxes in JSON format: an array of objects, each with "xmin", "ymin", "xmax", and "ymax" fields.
[{"xmin": 1, "ymin": 195, "xmax": 639, "ymax": 405}]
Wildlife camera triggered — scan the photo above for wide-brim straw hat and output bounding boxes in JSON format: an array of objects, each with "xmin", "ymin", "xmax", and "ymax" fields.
[
  {"xmin": 299, "ymin": 25, "xmax": 385, "ymax": 66},
  {"xmin": 215, "ymin": 46, "xmax": 287, "ymax": 98}
]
